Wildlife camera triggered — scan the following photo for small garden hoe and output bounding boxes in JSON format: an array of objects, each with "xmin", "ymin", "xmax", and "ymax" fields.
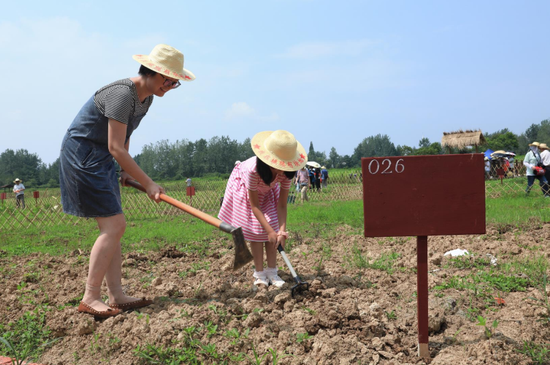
[
  {"xmin": 277, "ymin": 244, "xmax": 310, "ymax": 297},
  {"xmin": 124, "ymin": 180, "xmax": 253, "ymax": 270}
]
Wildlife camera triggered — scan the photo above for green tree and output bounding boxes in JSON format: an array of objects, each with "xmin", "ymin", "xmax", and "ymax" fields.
[
  {"xmin": 486, "ymin": 131, "xmax": 519, "ymax": 152},
  {"xmin": 238, "ymin": 137, "xmax": 253, "ymax": 162},
  {"xmin": 396, "ymin": 145, "xmax": 415, "ymax": 156},
  {"xmin": 536, "ymin": 120, "xmax": 550, "ymax": 145},
  {"xmin": 38, "ymin": 158, "xmax": 60, "ymax": 187},
  {"xmin": 193, "ymin": 138, "xmax": 208, "ymax": 176},
  {"xmin": 414, "ymin": 142, "xmax": 442, "ymax": 155},
  {"xmin": 418, "ymin": 137, "xmax": 430, "ymax": 149},
  {"xmin": 340, "ymin": 155, "xmax": 353, "ymax": 168},
  {"xmin": 0, "ymin": 149, "xmax": 43, "ymax": 187},
  {"xmin": 351, "ymin": 134, "xmax": 398, "ymax": 166},
  {"xmin": 307, "ymin": 142, "xmax": 316, "ymax": 162},
  {"xmin": 329, "ymin": 147, "xmax": 339, "ymax": 168},
  {"xmin": 525, "ymin": 123, "xmax": 541, "ymax": 143}
]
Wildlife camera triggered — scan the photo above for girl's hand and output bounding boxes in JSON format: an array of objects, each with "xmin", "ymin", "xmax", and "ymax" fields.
[
  {"xmin": 277, "ymin": 235, "xmax": 286, "ymax": 249},
  {"xmin": 145, "ymin": 181, "xmax": 165, "ymax": 203},
  {"xmin": 268, "ymin": 230, "xmax": 278, "ymax": 248},
  {"xmin": 277, "ymin": 231, "xmax": 288, "ymax": 249}
]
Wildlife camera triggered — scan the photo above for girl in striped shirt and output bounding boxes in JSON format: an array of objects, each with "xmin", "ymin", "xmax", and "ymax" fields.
[{"xmin": 219, "ymin": 130, "xmax": 307, "ymax": 287}]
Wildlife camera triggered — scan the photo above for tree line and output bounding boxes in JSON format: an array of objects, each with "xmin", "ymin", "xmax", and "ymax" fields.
[{"xmin": 2, "ymin": 120, "xmax": 549, "ymax": 188}]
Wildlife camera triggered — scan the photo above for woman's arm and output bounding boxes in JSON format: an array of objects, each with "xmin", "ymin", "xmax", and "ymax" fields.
[
  {"xmin": 523, "ymin": 153, "xmax": 536, "ymax": 169},
  {"xmin": 108, "ymin": 118, "xmax": 164, "ymax": 202},
  {"xmin": 249, "ymin": 189, "xmax": 278, "ymax": 246}
]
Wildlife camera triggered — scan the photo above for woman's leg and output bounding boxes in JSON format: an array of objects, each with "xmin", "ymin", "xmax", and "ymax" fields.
[
  {"xmin": 526, "ymin": 176, "xmax": 535, "ymax": 193},
  {"xmin": 105, "ymin": 238, "xmax": 145, "ymax": 305},
  {"xmin": 81, "ymin": 214, "xmax": 126, "ymax": 311}
]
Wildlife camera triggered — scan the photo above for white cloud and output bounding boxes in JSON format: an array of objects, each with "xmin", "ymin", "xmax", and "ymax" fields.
[
  {"xmin": 258, "ymin": 112, "xmax": 280, "ymax": 122},
  {"xmin": 225, "ymin": 102, "xmax": 255, "ymax": 119},
  {"xmin": 276, "ymin": 39, "xmax": 377, "ymax": 59},
  {"xmin": 224, "ymin": 102, "xmax": 279, "ymax": 122}
]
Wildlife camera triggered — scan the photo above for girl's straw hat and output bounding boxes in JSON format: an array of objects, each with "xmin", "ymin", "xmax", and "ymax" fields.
[
  {"xmin": 251, "ymin": 130, "xmax": 307, "ymax": 171},
  {"xmin": 529, "ymin": 141, "xmax": 540, "ymax": 147},
  {"xmin": 13, "ymin": 178, "xmax": 21, "ymax": 183},
  {"xmin": 540, "ymin": 143, "xmax": 548, "ymax": 150},
  {"xmin": 133, "ymin": 44, "xmax": 195, "ymax": 81}
]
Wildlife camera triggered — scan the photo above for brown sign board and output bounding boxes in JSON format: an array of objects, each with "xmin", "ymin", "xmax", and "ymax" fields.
[{"xmin": 362, "ymin": 154, "xmax": 486, "ymax": 237}]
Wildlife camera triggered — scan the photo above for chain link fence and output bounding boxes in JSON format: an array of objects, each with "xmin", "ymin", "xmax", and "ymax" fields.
[
  {"xmin": 0, "ymin": 166, "xmax": 538, "ymax": 230},
  {"xmin": 0, "ymin": 170, "xmax": 363, "ymax": 230}
]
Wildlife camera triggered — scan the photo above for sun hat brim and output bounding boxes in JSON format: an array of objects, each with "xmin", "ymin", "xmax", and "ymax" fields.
[
  {"xmin": 529, "ymin": 142, "xmax": 540, "ymax": 146},
  {"xmin": 132, "ymin": 54, "xmax": 195, "ymax": 81},
  {"xmin": 251, "ymin": 131, "xmax": 307, "ymax": 172}
]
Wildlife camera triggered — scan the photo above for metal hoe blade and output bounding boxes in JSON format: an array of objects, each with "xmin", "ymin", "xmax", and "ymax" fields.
[
  {"xmin": 230, "ymin": 226, "xmax": 254, "ymax": 270},
  {"xmin": 277, "ymin": 245, "xmax": 310, "ymax": 297}
]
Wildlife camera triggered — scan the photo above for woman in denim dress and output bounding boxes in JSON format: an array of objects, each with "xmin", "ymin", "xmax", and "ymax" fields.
[{"xmin": 59, "ymin": 44, "xmax": 195, "ymax": 318}]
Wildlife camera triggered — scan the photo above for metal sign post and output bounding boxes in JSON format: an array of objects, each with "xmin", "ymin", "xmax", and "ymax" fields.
[{"xmin": 362, "ymin": 154, "xmax": 486, "ymax": 358}]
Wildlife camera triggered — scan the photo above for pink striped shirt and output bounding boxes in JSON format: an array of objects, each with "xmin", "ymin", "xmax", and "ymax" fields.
[{"xmin": 218, "ymin": 157, "xmax": 291, "ymax": 241}]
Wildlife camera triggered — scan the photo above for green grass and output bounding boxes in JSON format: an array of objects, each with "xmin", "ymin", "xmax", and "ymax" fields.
[
  {"xmin": 518, "ymin": 341, "xmax": 550, "ymax": 365},
  {"xmin": 343, "ymin": 242, "xmax": 401, "ymax": 274},
  {"xmin": 0, "ymin": 200, "xmax": 364, "ymax": 256},
  {"xmin": 287, "ymin": 200, "xmax": 363, "ymax": 236},
  {"xmin": 1, "ymin": 195, "xmax": 549, "ymax": 257},
  {"xmin": 0, "ymin": 305, "xmax": 57, "ymax": 363},
  {"xmin": 485, "ymin": 189, "xmax": 550, "ymax": 227}
]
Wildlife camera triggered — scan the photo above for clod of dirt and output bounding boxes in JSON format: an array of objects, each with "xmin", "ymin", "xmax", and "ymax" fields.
[{"xmin": 243, "ymin": 311, "xmax": 262, "ymax": 328}]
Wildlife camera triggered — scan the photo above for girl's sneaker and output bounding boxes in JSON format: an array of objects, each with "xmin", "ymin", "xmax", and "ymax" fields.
[
  {"xmin": 265, "ymin": 267, "xmax": 286, "ymax": 288},
  {"xmin": 253, "ymin": 271, "xmax": 269, "ymax": 287}
]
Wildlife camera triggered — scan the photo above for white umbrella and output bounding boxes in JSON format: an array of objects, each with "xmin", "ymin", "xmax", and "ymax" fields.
[
  {"xmin": 306, "ymin": 161, "xmax": 321, "ymax": 168},
  {"xmin": 491, "ymin": 150, "xmax": 515, "ymax": 158}
]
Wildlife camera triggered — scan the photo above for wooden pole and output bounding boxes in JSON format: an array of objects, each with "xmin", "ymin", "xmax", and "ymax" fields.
[{"xmin": 417, "ymin": 235, "xmax": 429, "ymax": 358}]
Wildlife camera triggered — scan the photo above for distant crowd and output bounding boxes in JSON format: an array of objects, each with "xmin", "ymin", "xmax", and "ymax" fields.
[
  {"xmin": 288, "ymin": 165, "xmax": 330, "ymax": 204},
  {"xmin": 485, "ymin": 141, "xmax": 550, "ymax": 198}
]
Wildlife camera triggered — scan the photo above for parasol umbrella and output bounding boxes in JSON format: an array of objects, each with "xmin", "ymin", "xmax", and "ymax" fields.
[
  {"xmin": 491, "ymin": 150, "xmax": 515, "ymax": 158},
  {"xmin": 306, "ymin": 161, "xmax": 321, "ymax": 168}
]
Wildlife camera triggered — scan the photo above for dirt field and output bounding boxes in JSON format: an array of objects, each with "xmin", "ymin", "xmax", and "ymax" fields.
[{"xmin": 1, "ymin": 223, "xmax": 549, "ymax": 364}]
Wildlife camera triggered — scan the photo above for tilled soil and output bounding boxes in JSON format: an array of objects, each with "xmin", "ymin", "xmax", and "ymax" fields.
[{"xmin": 1, "ymin": 223, "xmax": 549, "ymax": 364}]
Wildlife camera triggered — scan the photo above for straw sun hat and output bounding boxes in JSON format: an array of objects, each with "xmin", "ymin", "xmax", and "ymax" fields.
[
  {"xmin": 133, "ymin": 44, "xmax": 195, "ymax": 81},
  {"xmin": 251, "ymin": 130, "xmax": 307, "ymax": 171},
  {"xmin": 13, "ymin": 178, "xmax": 21, "ymax": 183},
  {"xmin": 540, "ymin": 143, "xmax": 549, "ymax": 150},
  {"xmin": 529, "ymin": 141, "xmax": 540, "ymax": 147}
]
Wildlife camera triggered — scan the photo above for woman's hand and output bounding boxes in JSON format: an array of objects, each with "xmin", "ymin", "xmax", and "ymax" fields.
[
  {"xmin": 144, "ymin": 181, "xmax": 165, "ymax": 203},
  {"xmin": 120, "ymin": 171, "xmax": 134, "ymax": 187}
]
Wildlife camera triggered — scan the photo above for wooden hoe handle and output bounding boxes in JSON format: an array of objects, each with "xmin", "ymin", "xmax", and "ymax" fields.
[{"xmin": 123, "ymin": 179, "xmax": 223, "ymax": 229}]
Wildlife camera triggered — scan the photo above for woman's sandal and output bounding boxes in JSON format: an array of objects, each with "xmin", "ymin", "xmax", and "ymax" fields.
[
  {"xmin": 109, "ymin": 298, "xmax": 153, "ymax": 311},
  {"xmin": 77, "ymin": 302, "xmax": 122, "ymax": 319}
]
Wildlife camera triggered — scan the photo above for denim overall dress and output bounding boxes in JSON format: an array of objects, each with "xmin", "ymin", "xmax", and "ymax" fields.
[{"xmin": 59, "ymin": 93, "xmax": 146, "ymax": 217}]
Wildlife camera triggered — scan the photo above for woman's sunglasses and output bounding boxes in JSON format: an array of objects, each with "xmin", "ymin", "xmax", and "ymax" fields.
[{"xmin": 160, "ymin": 75, "xmax": 181, "ymax": 89}]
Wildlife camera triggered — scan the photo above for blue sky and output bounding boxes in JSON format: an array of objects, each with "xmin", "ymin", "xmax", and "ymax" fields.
[{"xmin": 1, "ymin": 1, "xmax": 550, "ymax": 164}]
